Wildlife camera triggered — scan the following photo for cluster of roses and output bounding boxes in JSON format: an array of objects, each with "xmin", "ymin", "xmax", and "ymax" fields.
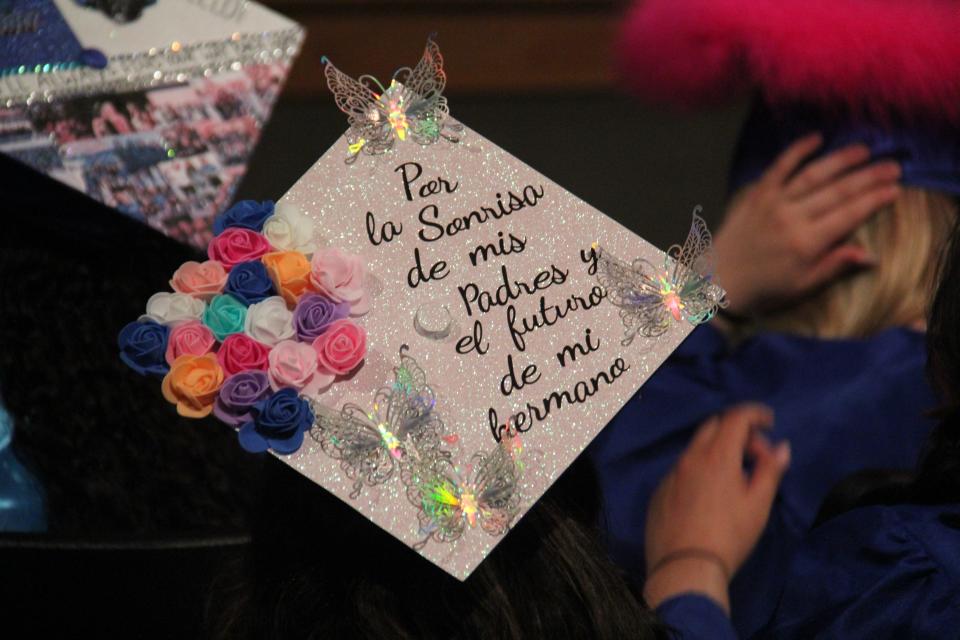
[{"xmin": 118, "ymin": 200, "xmax": 369, "ymax": 455}]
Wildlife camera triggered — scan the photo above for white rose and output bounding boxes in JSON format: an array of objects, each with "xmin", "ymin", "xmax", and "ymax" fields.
[
  {"xmin": 244, "ymin": 296, "xmax": 295, "ymax": 346},
  {"xmin": 262, "ymin": 202, "xmax": 317, "ymax": 255},
  {"xmin": 139, "ymin": 292, "xmax": 206, "ymax": 326}
]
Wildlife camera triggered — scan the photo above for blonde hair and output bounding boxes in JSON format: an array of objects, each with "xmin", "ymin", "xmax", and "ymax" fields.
[{"xmin": 755, "ymin": 187, "xmax": 957, "ymax": 339}]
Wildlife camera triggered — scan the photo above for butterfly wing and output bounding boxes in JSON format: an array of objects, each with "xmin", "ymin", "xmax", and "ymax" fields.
[
  {"xmin": 311, "ymin": 401, "xmax": 396, "ymax": 498},
  {"xmin": 396, "ymin": 38, "xmax": 446, "ymax": 113},
  {"xmin": 374, "ymin": 382, "xmax": 445, "ymax": 460},
  {"xmin": 471, "ymin": 441, "xmax": 522, "ymax": 536},
  {"xmin": 395, "ymin": 344, "xmax": 431, "ymax": 396},
  {"xmin": 403, "ymin": 412, "xmax": 523, "ymax": 546},
  {"xmin": 406, "ymin": 453, "xmax": 466, "ymax": 546},
  {"xmin": 385, "ymin": 346, "xmax": 452, "ymax": 453},
  {"xmin": 323, "ymin": 59, "xmax": 394, "ymax": 157},
  {"xmin": 594, "ymin": 245, "xmax": 670, "ymax": 343},
  {"xmin": 393, "ymin": 38, "xmax": 452, "ymax": 144},
  {"xmin": 397, "ymin": 37, "xmax": 446, "ymax": 105},
  {"xmin": 667, "ymin": 210, "xmax": 728, "ymax": 324},
  {"xmin": 667, "ymin": 209, "xmax": 714, "ymax": 285}
]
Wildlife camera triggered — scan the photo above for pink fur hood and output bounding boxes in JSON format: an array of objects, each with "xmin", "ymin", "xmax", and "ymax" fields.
[{"xmin": 618, "ymin": 0, "xmax": 960, "ymax": 122}]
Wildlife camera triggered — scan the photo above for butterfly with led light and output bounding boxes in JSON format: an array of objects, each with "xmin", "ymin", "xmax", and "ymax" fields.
[
  {"xmin": 593, "ymin": 208, "xmax": 727, "ymax": 345},
  {"xmin": 322, "ymin": 36, "xmax": 463, "ymax": 164},
  {"xmin": 310, "ymin": 345, "xmax": 457, "ymax": 498},
  {"xmin": 405, "ymin": 428, "xmax": 524, "ymax": 548}
]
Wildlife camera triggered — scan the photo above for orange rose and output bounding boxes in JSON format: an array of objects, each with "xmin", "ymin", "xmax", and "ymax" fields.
[
  {"xmin": 262, "ymin": 251, "xmax": 313, "ymax": 307},
  {"xmin": 161, "ymin": 353, "xmax": 225, "ymax": 418}
]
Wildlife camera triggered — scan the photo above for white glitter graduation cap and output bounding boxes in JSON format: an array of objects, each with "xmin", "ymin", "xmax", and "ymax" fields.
[
  {"xmin": 275, "ymin": 38, "xmax": 723, "ymax": 579},
  {"xmin": 117, "ymin": 38, "xmax": 724, "ymax": 581}
]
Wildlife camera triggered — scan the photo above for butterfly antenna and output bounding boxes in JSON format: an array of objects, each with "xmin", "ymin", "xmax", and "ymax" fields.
[{"xmin": 428, "ymin": 31, "xmax": 438, "ymax": 43}]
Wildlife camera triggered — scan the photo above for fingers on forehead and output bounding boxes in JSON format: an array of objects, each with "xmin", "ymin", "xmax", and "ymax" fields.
[
  {"xmin": 767, "ymin": 134, "xmax": 823, "ymax": 184},
  {"xmin": 815, "ymin": 185, "xmax": 900, "ymax": 242}
]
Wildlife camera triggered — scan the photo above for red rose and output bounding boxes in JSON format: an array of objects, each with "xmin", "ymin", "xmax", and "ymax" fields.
[
  {"xmin": 216, "ymin": 333, "xmax": 270, "ymax": 376},
  {"xmin": 207, "ymin": 228, "xmax": 272, "ymax": 270}
]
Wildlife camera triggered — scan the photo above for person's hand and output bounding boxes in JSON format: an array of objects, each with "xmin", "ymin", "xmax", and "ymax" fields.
[
  {"xmin": 643, "ymin": 404, "xmax": 791, "ymax": 612},
  {"xmin": 714, "ymin": 134, "xmax": 901, "ymax": 315}
]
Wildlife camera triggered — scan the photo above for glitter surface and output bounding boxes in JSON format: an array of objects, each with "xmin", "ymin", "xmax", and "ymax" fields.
[
  {"xmin": 278, "ymin": 121, "xmax": 694, "ymax": 580},
  {"xmin": 0, "ymin": 0, "xmax": 303, "ymax": 107}
]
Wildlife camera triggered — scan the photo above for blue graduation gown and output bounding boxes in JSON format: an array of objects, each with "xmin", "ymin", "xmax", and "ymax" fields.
[
  {"xmin": 655, "ymin": 503, "xmax": 960, "ymax": 639},
  {"xmin": 588, "ymin": 323, "xmax": 937, "ymax": 637},
  {"xmin": 657, "ymin": 594, "xmax": 738, "ymax": 639},
  {"xmin": 763, "ymin": 502, "xmax": 960, "ymax": 639}
]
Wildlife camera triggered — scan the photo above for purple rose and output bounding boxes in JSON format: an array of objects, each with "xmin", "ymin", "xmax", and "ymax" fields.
[
  {"xmin": 213, "ymin": 371, "xmax": 272, "ymax": 426},
  {"xmin": 292, "ymin": 293, "xmax": 349, "ymax": 342}
]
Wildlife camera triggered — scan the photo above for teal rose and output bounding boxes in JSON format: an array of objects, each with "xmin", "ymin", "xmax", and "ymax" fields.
[{"xmin": 203, "ymin": 294, "xmax": 247, "ymax": 341}]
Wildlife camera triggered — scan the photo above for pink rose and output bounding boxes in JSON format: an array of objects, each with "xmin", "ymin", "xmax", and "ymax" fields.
[
  {"xmin": 309, "ymin": 248, "xmax": 370, "ymax": 316},
  {"xmin": 312, "ymin": 318, "xmax": 366, "ymax": 376},
  {"xmin": 169, "ymin": 260, "xmax": 227, "ymax": 300},
  {"xmin": 216, "ymin": 333, "xmax": 270, "ymax": 376},
  {"xmin": 208, "ymin": 228, "xmax": 272, "ymax": 270},
  {"xmin": 165, "ymin": 320, "xmax": 216, "ymax": 366},
  {"xmin": 267, "ymin": 340, "xmax": 333, "ymax": 397}
]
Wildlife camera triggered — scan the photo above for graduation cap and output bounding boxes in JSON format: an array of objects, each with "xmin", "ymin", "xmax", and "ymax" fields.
[{"xmin": 116, "ymin": 38, "xmax": 727, "ymax": 580}]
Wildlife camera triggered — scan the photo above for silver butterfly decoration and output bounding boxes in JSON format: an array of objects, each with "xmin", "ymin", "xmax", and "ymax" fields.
[
  {"xmin": 322, "ymin": 36, "xmax": 464, "ymax": 164},
  {"xmin": 594, "ymin": 207, "xmax": 727, "ymax": 345},
  {"xmin": 310, "ymin": 345, "xmax": 455, "ymax": 498},
  {"xmin": 403, "ymin": 431, "xmax": 524, "ymax": 549}
]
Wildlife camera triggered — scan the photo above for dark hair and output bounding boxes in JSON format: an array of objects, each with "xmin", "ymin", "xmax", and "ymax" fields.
[
  {"xmin": 914, "ymin": 212, "xmax": 960, "ymax": 502},
  {"xmin": 206, "ymin": 455, "xmax": 668, "ymax": 640}
]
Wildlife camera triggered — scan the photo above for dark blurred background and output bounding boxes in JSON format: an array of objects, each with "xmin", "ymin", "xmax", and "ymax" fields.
[
  {"xmin": 237, "ymin": 0, "xmax": 748, "ymax": 248},
  {"xmin": 0, "ymin": 1, "xmax": 746, "ymax": 637}
]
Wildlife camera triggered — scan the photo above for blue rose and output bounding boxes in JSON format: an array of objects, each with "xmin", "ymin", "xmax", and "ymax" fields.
[
  {"xmin": 224, "ymin": 260, "xmax": 276, "ymax": 305},
  {"xmin": 118, "ymin": 320, "xmax": 170, "ymax": 377},
  {"xmin": 213, "ymin": 200, "xmax": 275, "ymax": 235},
  {"xmin": 238, "ymin": 388, "xmax": 314, "ymax": 455}
]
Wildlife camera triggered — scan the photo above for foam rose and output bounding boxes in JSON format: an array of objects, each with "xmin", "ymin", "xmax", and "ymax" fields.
[
  {"xmin": 262, "ymin": 250, "xmax": 313, "ymax": 307},
  {"xmin": 165, "ymin": 319, "xmax": 216, "ymax": 366},
  {"xmin": 208, "ymin": 227, "xmax": 272, "ymax": 271},
  {"xmin": 214, "ymin": 371, "xmax": 272, "ymax": 427},
  {"xmin": 203, "ymin": 294, "xmax": 247, "ymax": 342},
  {"xmin": 267, "ymin": 340, "xmax": 333, "ymax": 397},
  {"xmin": 224, "ymin": 260, "xmax": 275, "ymax": 305},
  {"xmin": 292, "ymin": 293, "xmax": 349, "ymax": 342},
  {"xmin": 169, "ymin": 260, "xmax": 227, "ymax": 300},
  {"xmin": 262, "ymin": 202, "xmax": 317, "ymax": 255},
  {"xmin": 118, "ymin": 320, "xmax": 170, "ymax": 377},
  {"xmin": 161, "ymin": 353, "xmax": 225, "ymax": 418},
  {"xmin": 309, "ymin": 248, "xmax": 369, "ymax": 316},
  {"xmin": 216, "ymin": 333, "xmax": 270, "ymax": 376},
  {"xmin": 213, "ymin": 200, "xmax": 274, "ymax": 235},
  {"xmin": 244, "ymin": 296, "xmax": 296, "ymax": 346},
  {"xmin": 238, "ymin": 387, "xmax": 314, "ymax": 455},
  {"xmin": 140, "ymin": 292, "xmax": 206, "ymax": 326},
  {"xmin": 311, "ymin": 318, "xmax": 366, "ymax": 376}
]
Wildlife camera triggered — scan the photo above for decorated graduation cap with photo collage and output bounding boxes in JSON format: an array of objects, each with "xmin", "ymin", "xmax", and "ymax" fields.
[{"xmin": 117, "ymin": 37, "xmax": 726, "ymax": 579}]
